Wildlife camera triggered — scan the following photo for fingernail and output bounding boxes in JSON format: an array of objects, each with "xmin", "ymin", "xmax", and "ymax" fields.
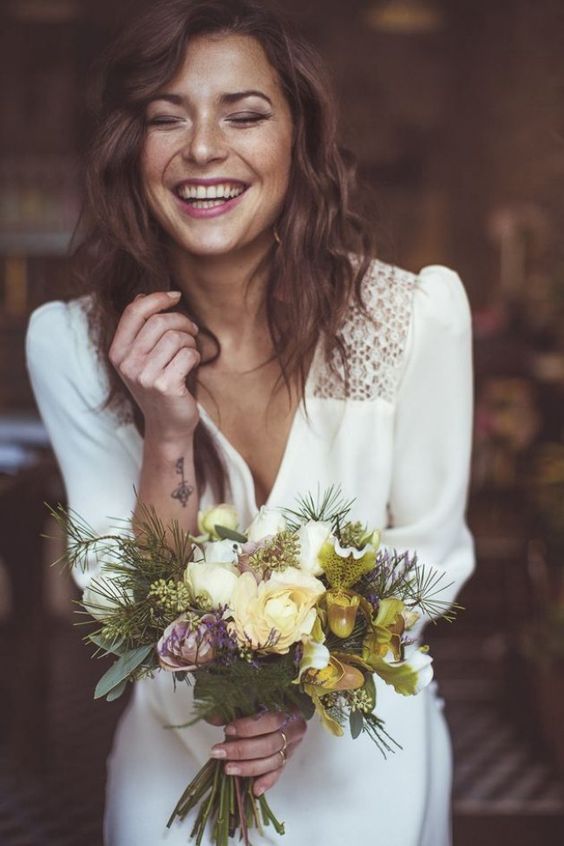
[
  {"xmin": 167, "ymin": 290, "xmax": 182, "ymax": 298},
  {"xmin": 255, "ymin": 786, "xmax": 265, "ymax": 797},
  {"xmin": 225, "ymin": 725, "xmax": 237, "ymax": 736},
  {"xmin": 225, "ymin": 765, "xmax": 240, "ymax": 776},
  {"xmin": 210, "ymin": 746, "xmax": 226, "ymax": 759},
  {"xmin": 191, "ymin": 322, "xmax": 199, "ymax": 333}
]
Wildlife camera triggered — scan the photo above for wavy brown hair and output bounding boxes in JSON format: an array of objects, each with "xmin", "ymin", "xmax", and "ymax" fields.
[{"xmin": 72, "ymin": 0, "xmax": 375, "ymax": 499}]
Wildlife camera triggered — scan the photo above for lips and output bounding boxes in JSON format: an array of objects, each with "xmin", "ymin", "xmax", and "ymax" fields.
[
  {"xmin": 174, "ymin": 179, "xmax": 249, "ymax": 206},
  {"xmin": 172, "ymin": 179, "xmax": 249, "ymax": 219}
]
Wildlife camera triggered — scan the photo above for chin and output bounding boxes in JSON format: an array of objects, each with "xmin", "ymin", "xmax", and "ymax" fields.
[{"xmin": 174, "ymin": 229, "xmax": 270, "ymax": 260}]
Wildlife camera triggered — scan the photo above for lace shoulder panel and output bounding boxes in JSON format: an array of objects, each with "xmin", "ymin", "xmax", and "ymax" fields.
[{"xmin": 311, "ymin": 260, "xmax": 417, "ymax": 403}]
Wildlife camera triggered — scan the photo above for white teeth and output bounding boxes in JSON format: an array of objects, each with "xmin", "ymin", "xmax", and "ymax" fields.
[
  {"xmin": 177, "ymin": 182, "xmax": 246, "ymax": 201},
  {"xmin": 191, "ymin": 199, "xmax": 226, "ymax": 209}
]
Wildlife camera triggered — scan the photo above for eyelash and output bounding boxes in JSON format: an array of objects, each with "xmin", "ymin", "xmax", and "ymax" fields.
[
  {"xmin": 227, "ymin": 113, "xmax": 272, "ymax": 125},
  {"xmin": 146, "ymin": 116, "xmax": 182, "ymax": 127},
  {"xmin": 146, "ymin": 113, "xmax": 272, "ymax": 128}
]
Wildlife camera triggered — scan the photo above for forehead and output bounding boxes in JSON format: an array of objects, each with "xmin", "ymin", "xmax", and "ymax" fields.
[{"xmin": 165, "ymin": 33, "xmax": 283, "ymax": 99}]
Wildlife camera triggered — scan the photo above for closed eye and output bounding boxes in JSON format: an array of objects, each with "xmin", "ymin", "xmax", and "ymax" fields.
[
  {"xmin": 146, "ymin": 115, "xmax": 184, "ymax": 127},
  {"xmin": 226, "ymin": 112, "xmax": 272, "ymax": 126}
]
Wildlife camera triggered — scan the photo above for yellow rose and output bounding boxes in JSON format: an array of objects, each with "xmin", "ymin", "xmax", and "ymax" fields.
[{"xmin": 228, "ymin": 567, "xmax": 325, "ymax": 654}]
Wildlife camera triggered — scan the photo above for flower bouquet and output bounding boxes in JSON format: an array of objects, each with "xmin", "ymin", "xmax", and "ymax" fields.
[{"xmin": 54, "ymin": 488, "xmax": 459, "ymax": 846}]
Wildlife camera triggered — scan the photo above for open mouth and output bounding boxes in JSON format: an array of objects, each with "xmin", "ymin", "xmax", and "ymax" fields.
[{"xmin": 174, "ymin": 181, "xmax": 249, "ymax": 210}]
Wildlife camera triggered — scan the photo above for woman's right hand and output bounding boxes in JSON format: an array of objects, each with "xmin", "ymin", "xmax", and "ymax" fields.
[{"xmin": 109, "ymin": 291, "xmax": 200, "ymax": 442}]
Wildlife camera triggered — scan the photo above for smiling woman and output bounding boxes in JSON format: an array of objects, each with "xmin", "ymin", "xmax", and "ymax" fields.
[
  {"xmin": 140, "ymin": 34, "xmax": 293, "ymax": 256},
  {"xmin": 25, "ymin": 0, "xmax": 474, "ymax": 844}
]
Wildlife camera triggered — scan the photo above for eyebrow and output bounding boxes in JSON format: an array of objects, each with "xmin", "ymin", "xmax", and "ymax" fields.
[{"xmin": 146, "ymin": 90, "xmax": 273, "ymax": 107}]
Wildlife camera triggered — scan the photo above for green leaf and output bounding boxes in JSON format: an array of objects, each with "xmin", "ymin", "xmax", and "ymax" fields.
[
  {"xmin": 94, "ymin": 644, "xmax": 153, "ymax": 700},
  {"xmin": 106, "ymin": 679, "xmax": 128, "ymax": 702},
  {"xmin": 214, "ymin": 525, "xmax": 248, "ymax": 543},
  {"xmin": 88, "ymin": 630, "xmax": 126, "ymax": 656},
  {"xmin": 349, "ymin": 709, "xmax": 364, "ymax": 739},
  {"xmin": 362, "ymin": 673, "xmax": 376, "ymax": 711}
]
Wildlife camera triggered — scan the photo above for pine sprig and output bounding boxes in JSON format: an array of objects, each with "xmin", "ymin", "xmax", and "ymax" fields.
[
  {"xmin": 403, "ymin": 565, "xmax": 462, "ymax": 622},
  {"xmin": 356, "ymin": 549, "xmax": 460, "ymax": 623},
  {"xmin": 283, "ymin": 485, "xmax": 355, "ymax": 532},
  {"xmin": 49, "ymin": 501, "xmax": 196, "ymax": 579}
]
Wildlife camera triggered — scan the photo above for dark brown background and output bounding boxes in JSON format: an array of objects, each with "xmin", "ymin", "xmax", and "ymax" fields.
[{"xmin": 1, "ymin": 1, "xmax": 564, "ymax": 844}]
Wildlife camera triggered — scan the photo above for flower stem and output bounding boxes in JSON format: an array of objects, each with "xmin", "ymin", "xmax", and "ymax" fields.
[
  {"xmin": 234, "ymin": 776, "xmax": 250, "ymax": 846},
  {"xmin": 168, "ymin": 758, "xmax": 285, "ymax": 844}
]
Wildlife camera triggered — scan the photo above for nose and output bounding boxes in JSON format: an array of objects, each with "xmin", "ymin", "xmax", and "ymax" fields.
[{"xmin": 181, "ymin": 116, "xmax": 228, "ymax": 166}]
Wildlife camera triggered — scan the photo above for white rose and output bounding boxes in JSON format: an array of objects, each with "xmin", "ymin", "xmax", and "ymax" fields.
[
  {"xmin": 203, "ymin": 538, "xmax": 241, "ymax": 565},
  {"xmin": 82, "ymin": 572, "xmax": 132, "ymax": 621},
  {"xmin": 246, "ymin": 506, "xmax": 287, "ymax": 542},
  {"xmin": 184, "ymin": 559, "xmax": 240, "ymax": 608},
  {"xmin": 296, "ymin": 520, "xmax": 333, "ymax": 576},
  {"xmin": 197, "ymin": 503, "xmax": 239, "ymax": 539}
]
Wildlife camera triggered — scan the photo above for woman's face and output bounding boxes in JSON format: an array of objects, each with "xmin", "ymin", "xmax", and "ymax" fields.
[{"xmin": 140, "ymin": 33, "xmax": 293, "ymax": 259}]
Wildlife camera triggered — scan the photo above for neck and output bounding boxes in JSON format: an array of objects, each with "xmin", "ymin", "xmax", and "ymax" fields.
[{"xmin": 168, "ymin": 240, "xmax": 272, "ymax": 347}]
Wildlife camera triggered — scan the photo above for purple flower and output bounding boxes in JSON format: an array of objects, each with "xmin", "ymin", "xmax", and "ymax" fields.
[{"xmin": 157, "ymin": 614, "xmax": 217, "ymax": 672}]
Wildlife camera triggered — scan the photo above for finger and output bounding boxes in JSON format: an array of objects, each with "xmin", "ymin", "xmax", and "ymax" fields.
[
  {"xmin": 224, "ymin": 748, "xmax": 287, "ymax": 779},
  {"xmin": 211, "ymin": 729, "xmax": 285, "ymax": 763},
  {"xmin": 136, "ymin": 331, "xmax": 198, "ymax": 386},
  {"xmin": 253, "ymin": 768, "xmax": 280, "ymax": 797},
  {"xmin": 152, "ymin": 348, "xmax": 200, "ymax": 394},
  {"xmin": 225, "ymin": 710, "xmax": 287, "ymax": 738},
  {"xmin": 135, "ymin": 311, "xmax": 199, "ymax": 355},
  {"xmin": 109, "ymin": 291, "xmax": 182, "ymax": 365},
  {"xmin": 252, "ymin": 739, "xmax": 300, "ymax": 797}
]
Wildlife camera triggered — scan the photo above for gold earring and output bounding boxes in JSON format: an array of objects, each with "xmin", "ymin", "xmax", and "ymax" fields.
[{"xmin": 273, "ymin": 226, "xmax": 282, "ymax": 246}]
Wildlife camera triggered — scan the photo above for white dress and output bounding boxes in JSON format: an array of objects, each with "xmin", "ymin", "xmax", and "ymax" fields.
[{"xmin": 26, "ymin": 260, "xmax": 475, "ymax": 846}]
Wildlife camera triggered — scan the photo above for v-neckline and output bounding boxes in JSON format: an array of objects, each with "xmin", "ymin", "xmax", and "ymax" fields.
[
  {"xmin": 197, "ymin": 346, "xmax": 319, "ymax": 513},
  {"xmin": 197, "ymin": 399, "xmax": 303, "ymax": 512}
]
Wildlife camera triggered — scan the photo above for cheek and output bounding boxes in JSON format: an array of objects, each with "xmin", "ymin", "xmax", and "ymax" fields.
[
  {"xmin": 260, "ymin": 140, "xmax": 293, "ymax": 194},
  {"xmin": 140, "ymin": 137, "xmax": 173, "ymax": 187},
  {"xmin": 245, "ymin": 123, "xmax": 292, "ymax": 190}
]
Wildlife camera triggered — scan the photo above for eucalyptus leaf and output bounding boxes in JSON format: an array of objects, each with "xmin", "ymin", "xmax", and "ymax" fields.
[
  {"xmin": 88, "ymin": 631, "xmax": 126, "ymax": 657},
  {"xmin": 214, "ymin": 525, "xmax": 248, "ymax": 543},
  {"xmin": 94, "ymin": 644, "xmax": 153, "ymax": 700},
  {"xmin": 106, "ymin": 679, "xmax": 128, "ymax": 702},
  {"xmin": 350, "ymin": 709, "xmax": 364, "ymax": 739},
  {"xmin": 362, "ymin": 673, "xmax": 376, "ymax": 711}
]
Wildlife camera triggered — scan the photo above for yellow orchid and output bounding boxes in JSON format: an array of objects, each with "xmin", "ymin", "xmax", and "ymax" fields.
[
  {"xmin": 326, "ymin": 590, "xmax": 361, "ymax": 638},
  {"xmin": 297, "ymin": 636, "xmax": 331, "ymax": 681},
  {"xmin": 302, "ymin": 655, "xmax": 365, "ymax": 692},
  {"xmin": 302, "ymin": 655, "xmax": 366, "ymax": 737},
  {"xmin": 368, "ymin": 645, "xmax": 434, "ymax": 696},
  {"xmin": 318, "ymin": 538, "xmax": 377, "ymax": 590},
  {"xmin": 304, "ymin": 687, "xmax": 343, "ymax": 736},
  {"xmin": 362, "ymin": 598, "xmax": 406, "ymax": 665}
]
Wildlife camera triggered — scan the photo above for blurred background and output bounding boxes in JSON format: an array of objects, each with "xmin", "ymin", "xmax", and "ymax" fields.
[{"xmin": 1, "ymin": 0, "xmax": 564, "ymax": 844}]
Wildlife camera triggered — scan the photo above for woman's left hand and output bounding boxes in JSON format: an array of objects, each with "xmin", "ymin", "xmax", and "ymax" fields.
[{"xmin": 209, "ymin": 710, "xmax": 307, "ymax": 796}]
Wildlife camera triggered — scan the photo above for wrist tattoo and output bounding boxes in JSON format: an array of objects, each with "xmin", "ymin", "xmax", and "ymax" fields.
[{"xmin": 171, "ymin": 457, "xmax": 194, "ymax": 508}]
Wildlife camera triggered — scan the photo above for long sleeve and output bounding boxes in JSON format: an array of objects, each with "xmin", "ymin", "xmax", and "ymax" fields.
[
  {"xmin": 26, "ymin": 300, "xmax": 141, "ymax": 589},
  {"xmin": 382, "ymin": 265, "xmax": 475, "ymax": 628}
]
